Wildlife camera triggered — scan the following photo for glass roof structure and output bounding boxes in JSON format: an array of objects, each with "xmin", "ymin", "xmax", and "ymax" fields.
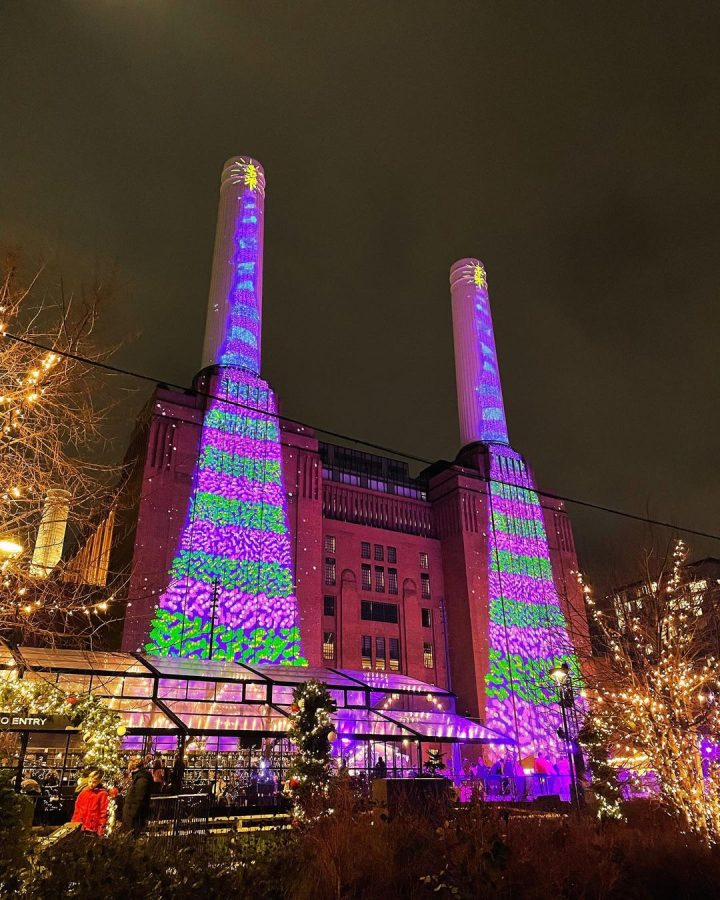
[
  {"xmin": 336, "ymin": 669, "xmax": 452, "ymax": 696},
  {"xmin": 0, "ymin": 642, "xmax": 512, "ymax": 746},
  {"xmin": 381, "ymin": 711, "xmax": 513, "ymax": 745},
  {"xmin": 140, "ymin": 654, "xmax": 259, "ymax": 683},
  {"xmin": 18, "ymin": 646, "xmax": 149, "ymax": 676}
]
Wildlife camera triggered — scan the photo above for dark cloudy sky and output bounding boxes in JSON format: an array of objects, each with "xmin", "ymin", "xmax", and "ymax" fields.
[{"xmin": 1, "ymin": 1, "xmax": 719, "ymax": 583}]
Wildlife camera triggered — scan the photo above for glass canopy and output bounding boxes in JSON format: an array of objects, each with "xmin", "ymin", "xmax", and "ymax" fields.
[
  {"xmin": 336, "ymin": 669, "xmax": 451, "ymax": 696},
  {"xmin": 0, "ymin": 641, "xmax": 513, "ymax": 747},
  {"xmin": 381, "ymin": 711, "xmax": 513, "ymax": 744},
  {"xmin": 139, "ymin": 654, "xmax": 259, "ymax": 683},
  {"xmin": 18, "ymin": 646, "xmax": 151, "ymax": 676}
]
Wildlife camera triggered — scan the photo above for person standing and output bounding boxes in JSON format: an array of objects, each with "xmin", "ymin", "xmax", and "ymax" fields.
[
  {"xmin": 122, "ymin": 756, "xmax": 154, "ymax": 836},
  {"xmin": 71, "ymin": 771, "xmax": 109, "ymax": 836}
]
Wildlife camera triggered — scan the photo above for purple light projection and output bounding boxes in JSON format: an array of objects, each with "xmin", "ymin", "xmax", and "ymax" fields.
[
  {"xmin": 486, "ymin": 444, "xmax": 579, "ymax": 761},
  {"xmin": 450, "ymin": 259, "xmax": 581, "ymax": 762},
  {"xmin": 146, "ymin": 158, "xmax": 304, "ymax": 665}
]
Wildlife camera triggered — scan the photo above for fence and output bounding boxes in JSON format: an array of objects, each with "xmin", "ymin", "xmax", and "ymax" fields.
[
  {"xmin": 147, "ymin": 793, "xmax": 210, "ymax": 840},
  {"xmin": 457, "ymin": 774, "xmax": 573, "ymax": 803}
]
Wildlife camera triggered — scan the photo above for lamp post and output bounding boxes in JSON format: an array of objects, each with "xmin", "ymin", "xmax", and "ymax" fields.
[
  {"xmin": 0, "ymin": 539, "xmax": 23, "ymax": 562},
  {"xmin": 550, "ymin": 662, "xmax": 581, "ymax": 811}
]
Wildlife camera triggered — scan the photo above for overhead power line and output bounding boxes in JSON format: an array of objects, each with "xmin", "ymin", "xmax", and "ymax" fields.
[{"xmin": 4, "ymin": 329, "xmax": 720, "ymax": 545}]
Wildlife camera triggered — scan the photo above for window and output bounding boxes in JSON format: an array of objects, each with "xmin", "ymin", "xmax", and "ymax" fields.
[
  {"xmin": 375, "ymin": 566, "xmax": 385, "ymax": 593},
  {"xmin": 323, "ymin": 595, "xmax": 336, "ymax": 617},
  {"xmin": 389, "ymin": 638, "xmax": 400, "ymax": 672},
  {"xmin": 361, "ymin": 600, "xmax": 399, "ymax": 623},
  {"xmin": 388, "ymin": 568, "xmax": 398, "ymax": 595},
  {"xmin": 361, "ymin": 542, "xmax": 371, "ymax": 559},
  {"xmin": 361, "ymin": 564, "xmax": 372, "ymax": 591},
  {"xmin": 375, "ymin": 637, "xmax": 386, "ymax": 670},
  {"xmin": 423, "ymin": 642, "xmax": 434, "ymax": 669},
  {"xmin": 323, "ymin": 632, "xmax": 335, "ymax": 660},
  {"xmin": 324, "ymin": 557, "xmax": 336, "ymax": 586},
  {"xmin": 361, "ymin": 635, "xmax": 372, "ymax": 669},
  {"xmin": 421, "ymin": 573, "xmax": 431, "ymax": 599},
  {"xmin": 374, "ymin": 544, "xmax": 384, "ymax": 561},
  {"xmin": 388, "ymin": 546, "xmax": 397, "ymax": 564},
  {"xmin": 324, "ymin": 535, "xmax": 336, "ymax": 554},
  {"xmin": 420, "ymin": 552, "xmax": 429, "ymax": 570},
  {"xmin": 421, "ymin": 607, "xmax": 432, "ymax": 628}
]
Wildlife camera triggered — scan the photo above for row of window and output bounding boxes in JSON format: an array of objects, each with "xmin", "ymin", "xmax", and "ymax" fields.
[
  {"xmin": 323, "ymin": 595, "xmax": 433, "ymax": 629},
  {"xmin": 322, "ymin": 632, "xmax": 435, "ymax": 671},
  {"xmin": 359, "ymin": 565, "xmax": 431, "ymax": 597},
  {"xmin": 322, "ymin": 467, "xmax": 428, "ymax": 500},
  {"xmin": 360, "ymin": 564, "xmax": 398, "ymax": 593},
  {"xmin": 360, "ymin": 543, "xmax": 430, "ymax": 570},
  {"xmin": 361, "ymin": 599, "xmax": 398, "ymax": 623},
  {"xmin": 361, "ymin": 542, "xmax": 397, "ymax": 563},
  {"xmin": 322, "ymin": 632, "xmax": 401, "ymax": 668},
  {"xmin": 361, "ymin": 635, "xmax": 401, "ymax": 670},
  {"xmin": 326, "ymin": 536, "xmax": 431, "ymax": 571},
  {"xmin": 323, "ymin": 539, "xmax": 430, "ymax": 596}
]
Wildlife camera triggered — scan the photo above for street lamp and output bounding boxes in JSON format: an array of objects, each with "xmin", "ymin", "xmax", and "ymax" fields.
[
  {"xmin": 0, "ymin": 538, "xmax": 23, "ymax": 562},
  {"xmin": 550, "ymin": 662, "xmax": 581, "ymax": 811},
  {"xmin": 0, "ymin": 538, "xmax": 25, "ymax": 645}
]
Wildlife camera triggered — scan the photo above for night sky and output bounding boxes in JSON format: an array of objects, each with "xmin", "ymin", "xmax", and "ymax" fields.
[{"xmin": 1, "ymin": 2, "xmax": 719, "ymax": 584}]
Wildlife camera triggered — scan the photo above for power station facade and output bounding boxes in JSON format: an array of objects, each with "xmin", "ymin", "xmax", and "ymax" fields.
[{"xmin": 120, "ymin": 157, "xmax": 589, "ymax": 761}]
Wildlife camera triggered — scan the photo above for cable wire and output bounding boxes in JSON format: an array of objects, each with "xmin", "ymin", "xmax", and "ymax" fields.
[{"xmin": 4, "ymin": 329, "xmax": 719, "ymax": 544}]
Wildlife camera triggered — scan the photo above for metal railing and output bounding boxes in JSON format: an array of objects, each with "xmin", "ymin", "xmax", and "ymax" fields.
[
  {"xmin": 457, "ymin": 774, "xmax": 573, "ymax": 803},
  {"xmin": 147, "ymin": 793, "xmax": 210, "ymax": 838}
]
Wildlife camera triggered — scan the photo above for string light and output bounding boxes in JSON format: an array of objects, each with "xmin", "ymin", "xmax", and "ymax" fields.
[{"xmin": 580, "ymin": 544, "xmax": 720, "ymax": 843}]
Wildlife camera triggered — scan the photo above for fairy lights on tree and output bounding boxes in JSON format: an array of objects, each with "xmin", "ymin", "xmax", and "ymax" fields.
[
  {"xmin": 0, "ymin": 257, "xmax": 121, "ymax": 646},
  {"xmin": 581, "ymin": 540, "xmax": 720, "ymax": 843},
  {"xmin": 0, "ymin": 674, "xmax": 123, "ymax": 780},
  {"xmin": 285, "ymin": 679, "xmax": 337, "ymax": 818}
]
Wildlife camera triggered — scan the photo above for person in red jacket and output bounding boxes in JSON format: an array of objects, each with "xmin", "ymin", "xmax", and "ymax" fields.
[{"xmin": 71, "ymin": 770, "xmax": 109, "ymax": 836}]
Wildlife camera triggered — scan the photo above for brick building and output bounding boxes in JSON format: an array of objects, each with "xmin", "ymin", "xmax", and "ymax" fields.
[
  {"xmin": 119, "ymin": 157, "xmax": 589, "ymax": 758},
  {"xmin": 120, "ymin": 397, "xmax": 587, "ymax": 723}
]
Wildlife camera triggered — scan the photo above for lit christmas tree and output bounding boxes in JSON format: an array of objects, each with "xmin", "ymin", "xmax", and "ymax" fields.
[{"xmin": 285, "ymin": 679, "xmax": 337, "ymax": 818}]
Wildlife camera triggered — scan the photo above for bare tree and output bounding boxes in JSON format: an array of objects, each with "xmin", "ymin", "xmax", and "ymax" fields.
[{"xmin": 0, "ymin": 254, "xmax": 123, "ymax": 647}]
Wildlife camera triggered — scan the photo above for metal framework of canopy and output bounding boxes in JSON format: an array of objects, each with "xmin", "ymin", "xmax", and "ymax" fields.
[{"xmin": 0, "ymin": 641, "xmax": 512, "ymax": 747}]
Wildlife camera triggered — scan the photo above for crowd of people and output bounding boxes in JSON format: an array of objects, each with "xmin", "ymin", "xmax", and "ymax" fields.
[{"xmin": 40, "ymin": 750, "xmax": 574, "ymax": 838}]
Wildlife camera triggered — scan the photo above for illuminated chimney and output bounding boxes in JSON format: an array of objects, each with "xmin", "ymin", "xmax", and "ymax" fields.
[
  {"xmin": 145, "ymin": 156, "xmax": 304, "ymax": 664},
  {"xmin": 30, "ymin": 488, "xmax": 71, "ymax": 577},
  {"xmin": 201, "ymin": 156, "xmax": 266, "ymax": 372},
  {"xmin": 449, "ymin": 258, "xmax": 509, "ymax": 447}
]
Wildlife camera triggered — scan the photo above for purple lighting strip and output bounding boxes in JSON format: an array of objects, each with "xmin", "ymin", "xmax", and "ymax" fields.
[
  {"xmin": 453, "ymin": 261, "xmax": 580, "ymax": 762},
  {"xmin": 468, "ymin": 263, "xmax": 509, "ymax": 444},
  {"xmin": 486, "ymin": 445, "xmax": 580, "ymax": 761},
  {"xmin": 146, "ymin": 160, "xmax": 304, "ymax": 665}
]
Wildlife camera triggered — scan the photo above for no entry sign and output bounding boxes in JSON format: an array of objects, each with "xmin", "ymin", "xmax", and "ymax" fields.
[{"xmin": 0, "ymin": 712, "xmax": 72, "ymax": 731}]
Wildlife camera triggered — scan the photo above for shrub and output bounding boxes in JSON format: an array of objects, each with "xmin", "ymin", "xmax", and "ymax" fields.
[{"xmin": 0, "ymin": 773, "xmax": 34, "ymax": 895}]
